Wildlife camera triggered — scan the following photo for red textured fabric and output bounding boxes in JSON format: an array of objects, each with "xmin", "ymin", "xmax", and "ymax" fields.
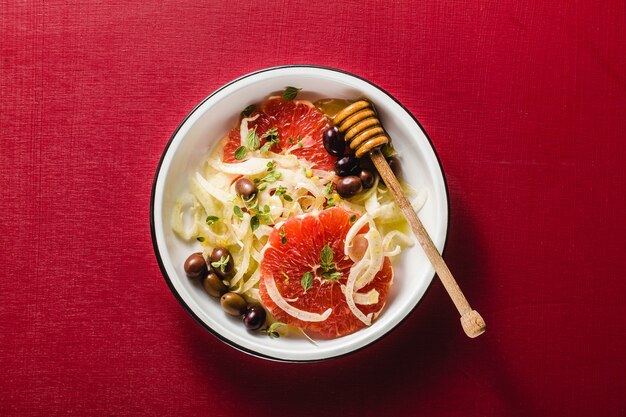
[{"xmin": 1, "ymin": 1, "xmax": 624, "ymax": 416}]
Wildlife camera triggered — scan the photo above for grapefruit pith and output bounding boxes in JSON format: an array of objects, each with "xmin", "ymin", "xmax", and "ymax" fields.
[
  {"xmin": 222, "ymin": 97, "xmax": 336, "ymax": 171},
  {"xmin": 258, "ymin": 207, "xmax": 393, "ymax": 338}
]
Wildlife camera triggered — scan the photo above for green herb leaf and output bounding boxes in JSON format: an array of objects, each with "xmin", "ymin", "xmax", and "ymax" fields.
[
  {"xmin": 264, "ymin": 322, "xmax": 286, "ymax": 339},
  {"xmin": 206, "ymin": 215, "xmax": 219, "ymax": 225},
  {"xmin": 250, "ymin": 215, "xmax": 260, "ymax": 232},
  {"xmin": 233, "ymin": 205, "xmax": 244, "ymax": 218},
  {"xmin": 234, "ymin": 146, "xmax": 248, "ymax": 160},
  {"xmin": 279, "ymin": 226, "xmax": 287, "ymax": 244},
  {"xmin": 322, "ymin": 270, "xmax": 342, "ymax": 281},
  {"xmin": 326, "ymin": 197, "xmax": 335, "ymax": 207},
  {"xmin": 241, "ymin": 104, "xmax": 256, "ymax": 117},
  {"xmin": 246, "ymin": 129, "xmax": 260, "ymax": 151},
  {"xmin": 263, "ymin": 204, "xmax": 270, "ymax": 213},
  {"xmin": 282, "ymin": 86, "xmax": 301, "ymax": 100},
  {"xmin": 349, "ymin": 214, "xmax": 357, "ymax": 224},
  {"xmin": 266, "ymin": 161, "xmax": 276, "ymax": 171},
  {"xmin": 196, "ymin": 237, "xmax": 205, "ymax": 242},
  {"xmin": 297, "ymin": 141, "xmax": 303, "ymax": 148},
  {"xmin": 262, "ymin": 171, "xmax": 282, "ymax": 183},
  {"xmin": 301, "ymin": 271, "xmax": 313, "ymax": 293},
  {"xmin": 210, "ymin": 255, "xmax": 230, "ymax": 273},
  {"xmin": 288, "ymin": 137, "xmax": 294, "ymax": 144},
  {"xmin": 275, "ymin": 185, "xmax": 286, "ymax": 196},
  {"xmin": 261, "ymin": 127, "xmax": 279, "ymax": 141},
  {"xmin": 283, "ymin": 194, "xmax": 293, "ymax": 202},
  {"xmin": 259, "ymin": 142, "xmax": 271, "ymax": 154},
  {"xmin": 320, "ymin": 244, "xmax": 334, "ymax": 266},
  {"xmin": 325, "ymin": 182, "xmax": 334, "ymax": 194},
  {"xmin": 257, "ymin": 183, "xmax": 268, "ymax": 191}
]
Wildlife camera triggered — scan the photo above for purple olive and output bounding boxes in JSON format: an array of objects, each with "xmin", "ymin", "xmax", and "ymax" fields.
[
  {"xmin": 386, "ymin": 156, "xmax": 401, "ymax": 177},
  {"xmin": 336, "ymin": 176, "xmax": 363, "ymax": 198},
  {"xmin": 243, "ymin": 304, "xmax": 267, "ymax": 330},
  {"xmin": 359, "ymin": 169, "xmax": 375, "ymax": 189},
  {"xmin": 334, "ymin": 156, "xmax": 360, "ymax": 177},
  {"xmin": 323, "ymin": 126, "xmax": 346, "ymax": 157}
]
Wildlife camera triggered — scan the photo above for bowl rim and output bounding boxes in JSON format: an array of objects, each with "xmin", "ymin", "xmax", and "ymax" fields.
[{"xmin": 150, "ymin": 64, "xmax": 450, "ymax": 363}]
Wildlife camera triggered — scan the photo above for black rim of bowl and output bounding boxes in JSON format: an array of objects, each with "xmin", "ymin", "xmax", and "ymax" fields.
[{"xmin": 150, "ymin": 64, "xmax": 450, "ymax": 363}]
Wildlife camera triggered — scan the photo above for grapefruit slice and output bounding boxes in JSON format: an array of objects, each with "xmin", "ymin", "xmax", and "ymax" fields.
[
  {"xmin": 222, "ymin": 97, "xmax": 336, "ymax": 170},
  {"xmin": 258, "ymin": 207, "xmax": 393, "ymax": 338}
]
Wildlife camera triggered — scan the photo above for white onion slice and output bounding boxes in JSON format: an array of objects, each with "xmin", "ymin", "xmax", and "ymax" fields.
[
  {"xmin": 265, "ymin": 276, "xmax": 332, "ymax": 322},
  {"xmin": 216, "ymin": 158, "xmax": 269, "ymax": 175},
  {"xmin": 343, "ymin": 260, "xmax": 372, "ymax": 326}
]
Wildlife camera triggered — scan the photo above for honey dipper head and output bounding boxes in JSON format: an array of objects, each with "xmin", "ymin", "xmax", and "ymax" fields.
[{"xmin": 332, "ymin": 100, "xmax": 390, "ymax": 158}]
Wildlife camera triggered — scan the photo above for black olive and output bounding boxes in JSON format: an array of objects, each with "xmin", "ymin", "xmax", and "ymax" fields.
[
  {"xmin": 235, "ymin": 178, "xmax": 257, "ymax": 201},
  {"xmin": 334, "ymin": 156, "xmax": 360, "ymax": 177},
  {"xmin": 359, "ymin": 169, "xmax": 375, "ymax": 189},
  {"xmin": 220, "ymin": 292, "xmax": 248, "ymax": 316},
  {"xmin": 386, "ymin": 156, "xmax": 402, "ymax": 177},
  {"xmin": 336, "ymin": 176, "xmax": 363, "ymax": 198},
  {"xmin": 210, "ymin": 247, "xmax": 235, "ymax": 279},
  {"xmin": 323, "ymin": 126, "xmax": 346, "ymax": 157},
  {"xmin": 184, "ymin": 253, "xmax": 208, "ymax": 279},
  {"xmin": 243, "ymin": 304, "xmax": 267, "ymax": 330}
]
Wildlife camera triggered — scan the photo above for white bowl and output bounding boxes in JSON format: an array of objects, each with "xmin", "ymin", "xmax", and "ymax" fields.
[{"xmin": 150, "ymin": 65, "xmax": 448, "ymax": 362}]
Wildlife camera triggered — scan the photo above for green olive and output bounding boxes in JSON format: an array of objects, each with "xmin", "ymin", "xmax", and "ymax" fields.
[
  {"xmin": 202, "ymin": 273, "xmax": 228, "ymax": 298},
  {"xmin": 220, "ymin": 292, "xmax": 247, "ymax": 316}
]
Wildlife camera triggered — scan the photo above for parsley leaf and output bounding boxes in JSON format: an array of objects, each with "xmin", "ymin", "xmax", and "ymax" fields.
[
  {"xmin": 246, "ymin": 129, "xmax": 260, "ymax": 151},
  {"xmin": 234, "ymin": 146, "xmax": 248, "ymax": 160},
  {"xmin": 261, "ymin": 171, "xmax": 282, "ymax": 183},
  {"xmin": 301, "ymin": 271, "xmax": 313, "ymax": 293},
  {"xmin": 282, "ymin": 86, "xmax": 301, "ymax": 100},
  {"xmin": 241, "ymin": 104, "xmax": 256, "ymax": 117},
  {"xmin": 206, "ymin": 215, "xmax": 219, "ymax": 225},
  {"xmin": 210, "ymin": 255, "xmax": 230, "ymax": 273},
  {"xmin": 349, "ymin": 214, "xmax": 357, "ymax": 224},
  {"xmin": 196, "ymin": 237, "xmax": 205, "ymax": 242},
  {"xmin": 320, "ymin": 244, "xmax": 334, "ymax": 267},
  {"xmin": 250, "ymin": 215, "xmax": 260, "ymax": 232},
  {"xmin": 325, "ymin": 182, "xmax": 334, "ymax": 195},
  {"xmin": 263, "ymin": 322, "xmax": 286, "ymax": 339},
  {"xmin": 233, "ymin": 205, "xmax": 244, "ymax": 218},
  {"xmin": 322, "ymin": 270, "xmax": 342, "ymax": 281},
  {"xmin": 279, "ymin": 226, "xmax": 287, "ymax": 244}
]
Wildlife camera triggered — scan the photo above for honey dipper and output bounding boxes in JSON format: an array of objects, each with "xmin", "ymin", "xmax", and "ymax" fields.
[{"xmin": 333, "ymin": 100, "xmax": 486, "ymax": 338}]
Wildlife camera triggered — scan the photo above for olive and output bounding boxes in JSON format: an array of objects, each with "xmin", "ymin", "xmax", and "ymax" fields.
[
  {"xmin": 322, "ymin": 126, "xmax": 346, "ymax": 157},
  {"xmin": 359, "ymin": 156, "xmax": 375, "ymax": 172},
  {"xmin": 386, "ymin": 156, "xmax": 401, "ymax": 177},
  {"xmin": 235, "ymin": 178, "xmax": 257, "ymax": 201},
  {"xmin": 220, "ymin": 292, "xmax": 248, "ymax": 316},
  {"xmin": 210, "ymin": 247, "xmax": 235, "ymax": 279},
  {"xmin": 359, "ymin": 169, "xmax": 375, "ymax": 189},
  {"xmin": 202, "ymin": 272, "xmax": 228, "ymax": 298},
  {"xmin": 243, "ymin": 304, "xmax": 267, "ymax": 330},
  {"xmin": 334, "ymin": 156, "xmax": 360, "ymax": 177},
  {"xmin": 336, "ymin": 176, "xmax": 363, "ymax": 198},
  {"xmin": 184, "ymin": 252, "xmax": 208, "ymax": 279}
]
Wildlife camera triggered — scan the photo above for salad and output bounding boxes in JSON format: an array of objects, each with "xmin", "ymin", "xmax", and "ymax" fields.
[{"xmin": 173, "ymin": 87, "xmax": 426, "ymax": 339}]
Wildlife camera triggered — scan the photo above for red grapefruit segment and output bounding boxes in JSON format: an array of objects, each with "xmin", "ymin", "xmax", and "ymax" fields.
[
  {"xmin": 259, "ymin": 207, "xmax": 393, "ymax": 338},
  {"xmin": 222, "ymin": 97, "xmax": 336, "ymax": 170}
]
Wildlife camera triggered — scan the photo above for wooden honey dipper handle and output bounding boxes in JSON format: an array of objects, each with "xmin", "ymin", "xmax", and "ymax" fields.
[{"xmin": 334, "ymin": 101, "xmax": 486, "ymax": 338}]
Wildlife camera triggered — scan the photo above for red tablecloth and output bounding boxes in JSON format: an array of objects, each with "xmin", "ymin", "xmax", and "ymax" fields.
[{"xmin": 2, "ymin": 1, "xmax": 625, "ymax": 416}]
